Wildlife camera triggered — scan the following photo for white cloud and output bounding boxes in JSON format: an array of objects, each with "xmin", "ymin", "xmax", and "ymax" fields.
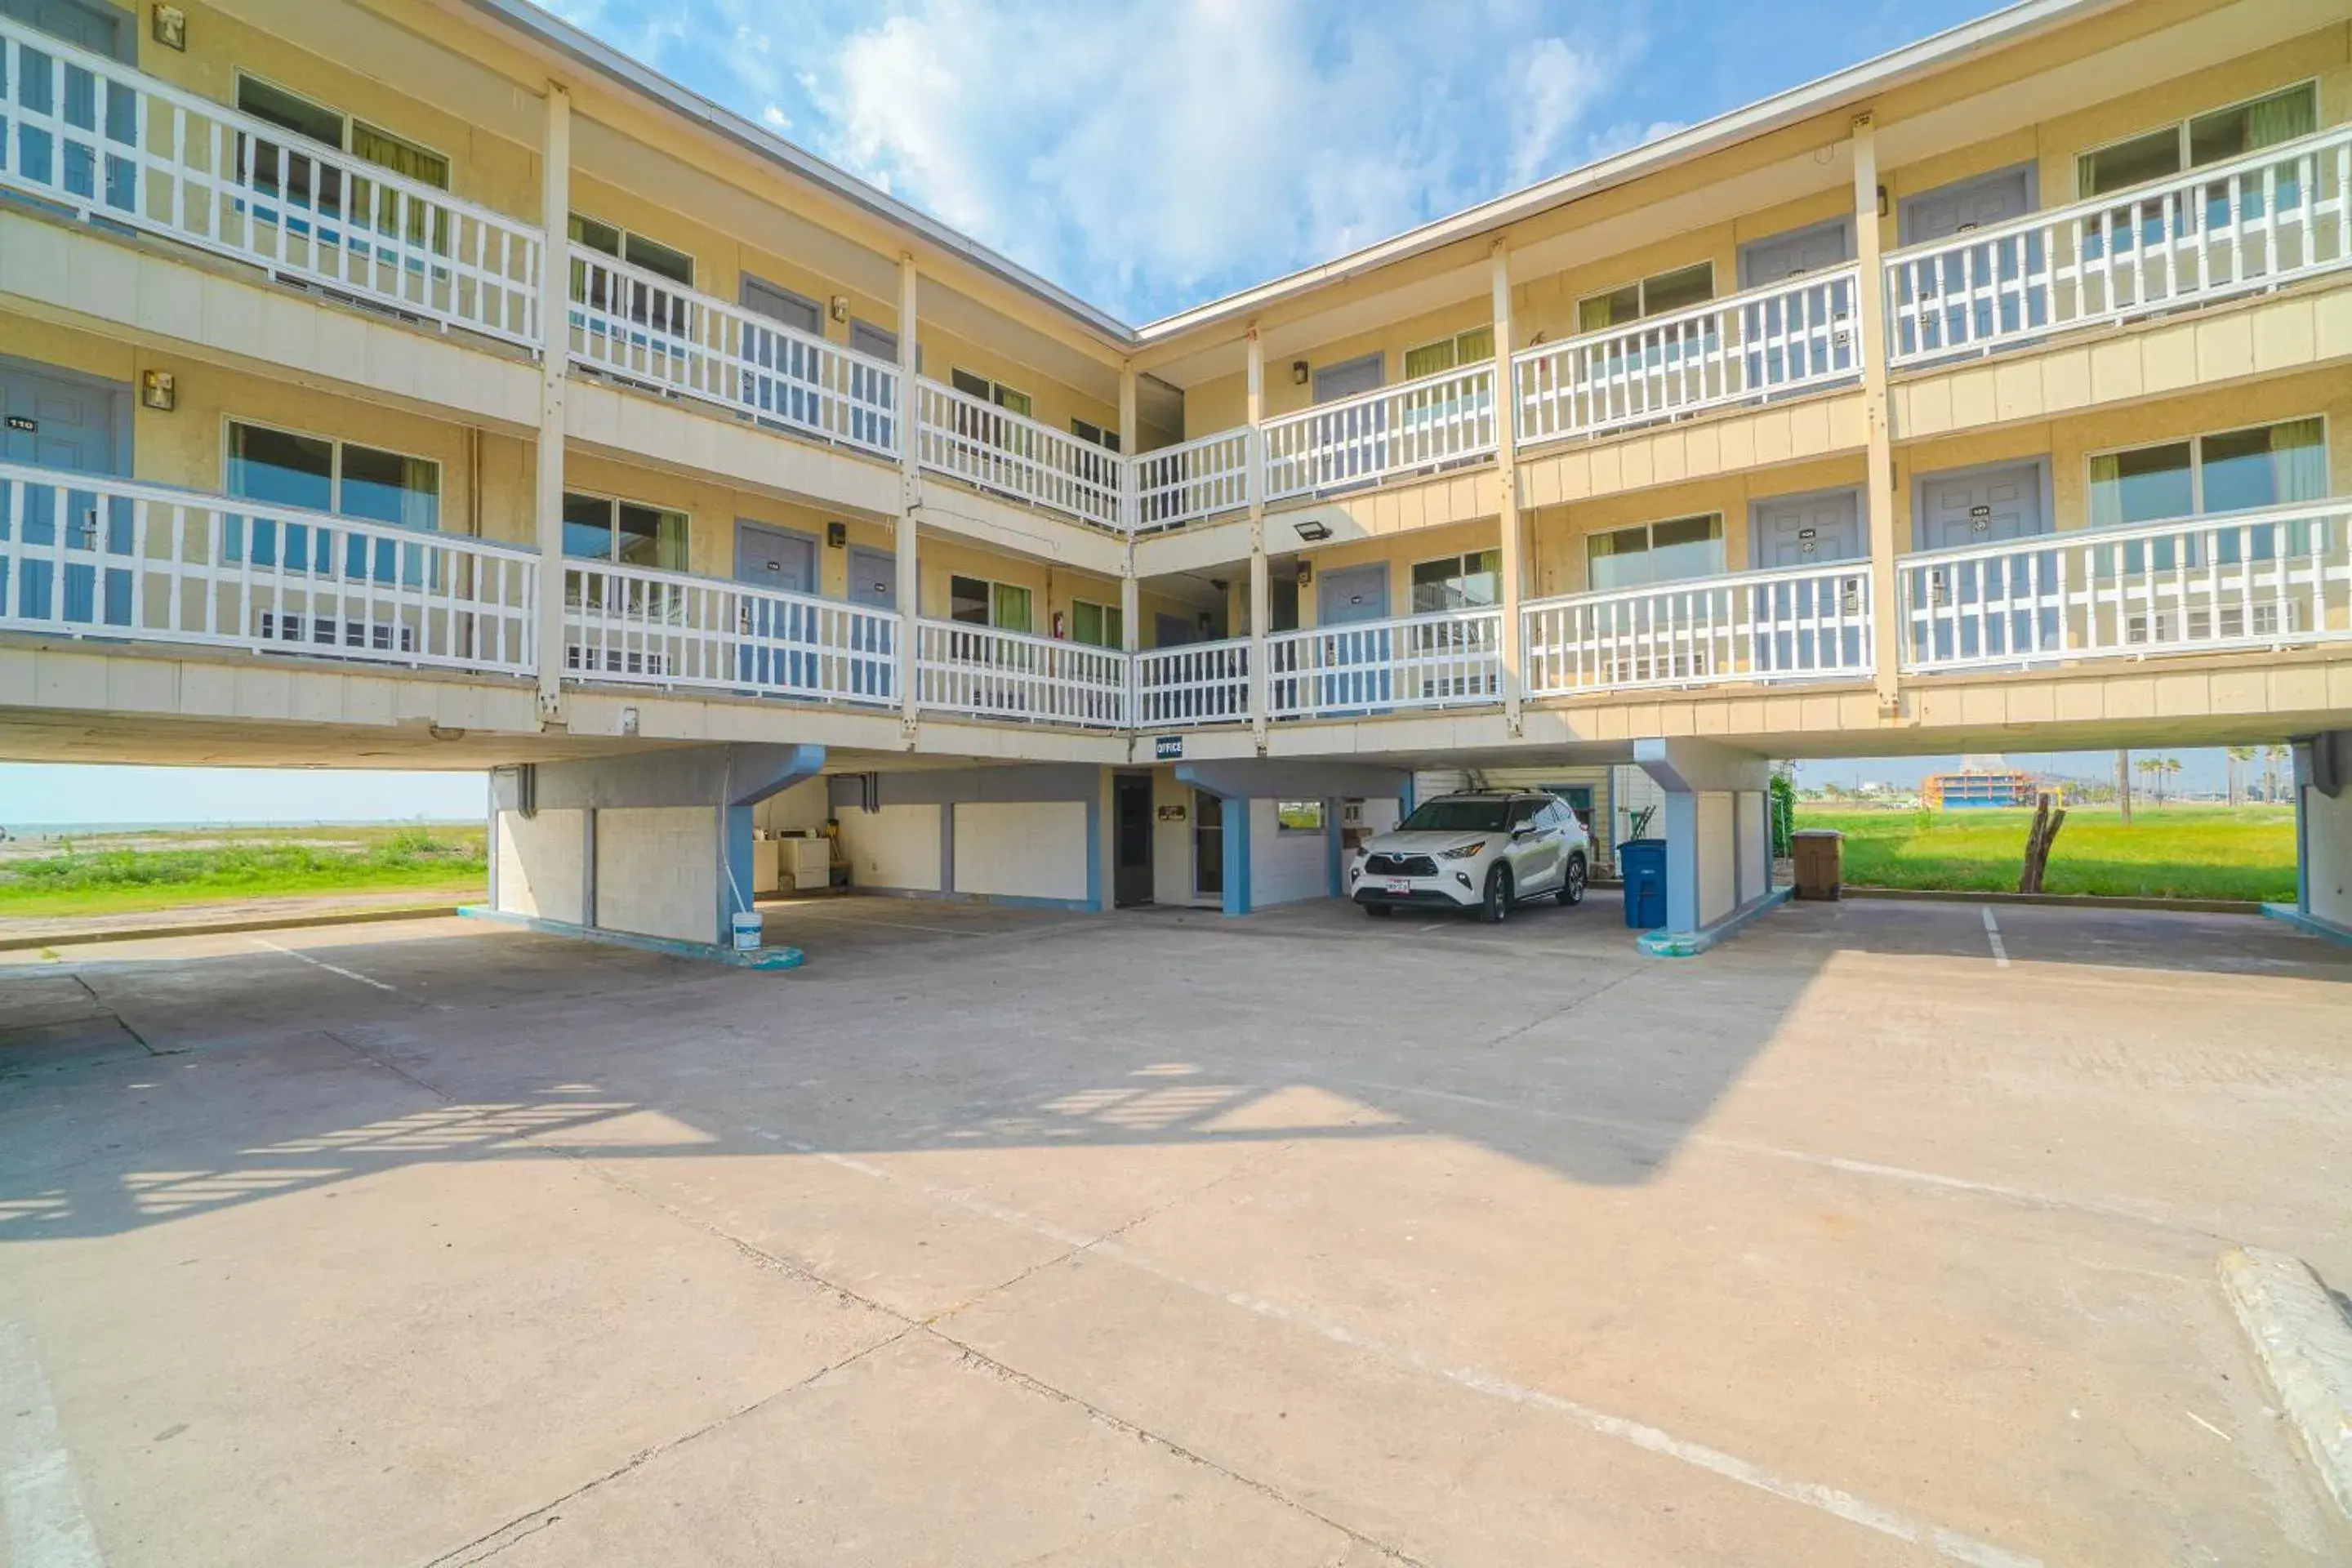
[{"xmin": 791, "ymin": 0, "xmax": 1631, "ymax": 318}]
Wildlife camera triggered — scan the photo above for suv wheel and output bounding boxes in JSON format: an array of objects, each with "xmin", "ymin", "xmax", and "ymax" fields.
[
  {"xmin": 1558, "ymin": 854, "xmax": 1587, "ymax": 906},
  {"xmin": 1480, "ymin": 863, "xmax": 1512, "ymax": 924}
]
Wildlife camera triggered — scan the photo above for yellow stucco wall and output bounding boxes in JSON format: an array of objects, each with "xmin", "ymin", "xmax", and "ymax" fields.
[
  {"xmin": 1170, "ymin": 16, "xmax": 2347, "ymax": 443},
  {"xmin": 1526, "ymin": 457, "xmax": 1870, "ymax": 599},
  {"xmin": 1, "ymin": 314, "xmax": 532, "ymax": 542}
]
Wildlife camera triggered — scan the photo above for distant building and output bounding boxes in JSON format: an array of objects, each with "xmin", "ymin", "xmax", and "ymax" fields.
[{"xmin": 1923, "ymin": 770, "xmax": 2040, "ymax": 810}]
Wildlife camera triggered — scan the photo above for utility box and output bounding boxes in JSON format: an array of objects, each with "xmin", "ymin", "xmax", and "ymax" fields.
[
  {"xmin": 1790, "ymin": 828, "xmax": 1843, "ymax": 901},
  {"xmin": 1618, "ymin": 838, "xmax": 1667, "ymax": 929}
]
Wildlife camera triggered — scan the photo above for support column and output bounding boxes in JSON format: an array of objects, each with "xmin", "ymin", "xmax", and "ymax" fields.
[
  {"xmin": 1635, "ymin": 737, "xmax": 1775, "ymax": 951},
  {"xmin": 2295, "ymin": 732, "xmax": 2352, "ymax": 935},
  {"xmin": 532, "ymin": 82, "xmax": 572, "ymax": 719},
  {"xmin": 1245, "ymin": 327, "xmax": 1269, "ymax": 747},
  {"xmin": 1118, "ymin": 363, "xmax": 1140, "ymax": 655},
  {"xmin": 1490, "ymin": 241, "xmax": 1525, "ymax": 733},
  {"xmin": 896, "ymin": 252, "xmax": 921, "ymax": 733},
  {"xmin": 1850, "ymin": 113, "xmax": 1901, "ymax": 718}
]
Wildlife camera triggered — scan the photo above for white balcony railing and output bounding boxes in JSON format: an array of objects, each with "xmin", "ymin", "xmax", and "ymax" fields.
[
  {"xmin": 0, "ymin": 16, "xmax": 541, "ymax": 346},
  {"xmin": 915, "ymin": 380, "xmax": 1124, "ymax": 529},
  {"xmin": 1262, "ymin": 365, "xmax": 1497, "ymax": 503},
  {"xmin": 1513, "ymin": 267, "xmax": 1861, "ymax": 448},
  {"xmin": 1521, "ymin": 563, "xmax": 1874, "ymax": 697},
  {"xmin": 563, "ymin": 559, "xmax": 897, "ymax": 702},
  {"xmin": 1897, "ymin": 500, "xmax": 2352, "ymax": 673},
  {"xmin": 568, "ymin": 248, "xmax": 900, "ymax": 458},
  {"xmin": 1886, "ymin": 126, "xmax": 2352, "ymax": 365},
  {"xmin": 915, "ymin": 619, "xmax": 1129, "ymax": 727},
  {"xmin": 1133, "ymin": 430, "xmax": 1253, "ymax": 533},
  {"xmin": 0, "ymin": 461, "xmax": 537, "ymax": 673},
  {"xmin": 1134, "ymin": 637, "xmax": 1251, "ymax": 728},
  {"xmin": 1265, "ymin": 608, "xmax": 1503, "ymax": 719}
]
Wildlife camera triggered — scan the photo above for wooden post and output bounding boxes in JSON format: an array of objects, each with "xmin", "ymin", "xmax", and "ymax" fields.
[
  {"xmin": 1850, "ymin": 113, "xmax": 1901, "ymax": 718},
  {"xmin": 532, "ymin": 81, "xmax": 571, "ymax": 720},
  {"xmin": 1490, "ymin": 241, "xmax": 1524, "ymax": 733},
  {"xmin": 1246, "ymin": 326, "xmax": 1268, "ymax": 747},
  {"xmin": 896, "ymin": 252, "xmax": 920, "ymax": 733}
]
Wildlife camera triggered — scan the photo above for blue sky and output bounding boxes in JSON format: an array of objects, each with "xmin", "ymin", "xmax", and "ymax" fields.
[{"xmin": 541, "ymin": 0, "xmax": 1999, "ymax": 323}]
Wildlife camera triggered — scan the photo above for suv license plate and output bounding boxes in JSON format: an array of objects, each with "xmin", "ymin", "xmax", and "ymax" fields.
[{"xmin": 1384, "ymin": 879, "xmax": 1413, "ymax": 895}]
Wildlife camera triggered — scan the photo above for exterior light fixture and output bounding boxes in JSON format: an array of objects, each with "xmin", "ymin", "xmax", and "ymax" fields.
[
  {"xmin": 1294, "ymin": 519, "xmax": 1332, "ymax": 542},
  {"xmin": 152, "ymin": 6, "xmax": 187, "ymax": 50},
  {"xmin": 1290, "ymin": 360, "xmax": 1310, "ymax": 385},
  {"xmin": 140, "ymin": 369, "xmax": 177, "ymax": 411},
  {"xmin": 1295, "ymin": 559, "xmax": 1312, "ymax": 585},
  {"xmin": 826, "ymin": 520, "xmax": 848, "ymax": 548},
  {"xmin": 829, "ymin": 294, "xmax": 850, "ymax": 323}
]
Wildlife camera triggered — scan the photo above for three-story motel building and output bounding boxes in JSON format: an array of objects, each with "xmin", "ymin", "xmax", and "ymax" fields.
[{"xmin": 2, "ymin": 0, "xmax": 2349, "ymax": 947}]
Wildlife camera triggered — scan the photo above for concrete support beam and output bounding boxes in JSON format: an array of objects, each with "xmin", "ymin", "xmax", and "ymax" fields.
[
  {"xmin": 1177, "ymin": 761, "xmax": 1410, "ymax": 918},
  {"xmin": 532, "ymin": 82, "xmax": 572, "ymax": 721},
  {"xmin": 2295, "ymin": 731, "xmax": 2351, "ymax": 934},
  {"xmin": 491, "ymin": 744, "xmax": 824, "ymax": 947},
  {"xmin": 1636, "ymin": 739, "xmax": 1778, "ymax": 947},
  {"xmin": 1174, "ymin": 760, "xmax": 1411, "ymax": 801}
]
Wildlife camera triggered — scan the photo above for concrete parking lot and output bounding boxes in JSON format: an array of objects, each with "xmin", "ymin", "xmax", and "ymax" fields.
[{"xmin": 3, "ymin": 894, "xmax": 2350, "ymax": 1566}]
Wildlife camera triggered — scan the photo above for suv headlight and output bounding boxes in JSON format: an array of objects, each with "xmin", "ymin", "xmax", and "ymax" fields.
[{"xmin": 1437, "ymin": 840, "xmax": 1486, "ymax": 861}]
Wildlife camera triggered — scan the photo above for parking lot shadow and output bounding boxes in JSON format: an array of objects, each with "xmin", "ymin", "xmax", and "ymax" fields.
[{"xmin": 2, "ymin": 895, "xmax": 2343, "ymax": 1243}]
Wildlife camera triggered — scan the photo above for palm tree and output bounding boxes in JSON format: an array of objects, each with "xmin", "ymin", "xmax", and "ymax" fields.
[
  {"xmin": 2263, "ymin": 744, "xmax": 2290, "ymax": 804},
  {"xmin": 2163, "ymin": 756, "xmax": 2182, "ymax": 804},
  {"xmin": 2225, "ymin": 745, "xmax": 2257, "ymax": 806},
  {"xmin": 2136, "ymin": 755, "xmax": 2162, "ymax": 805}
]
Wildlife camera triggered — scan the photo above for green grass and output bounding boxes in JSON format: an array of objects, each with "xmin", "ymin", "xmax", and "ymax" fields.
[
  {"xmin": 1793, "ymin": 803, "xmax": 2296, "ymax": 902},
  {"xmin": 0, "ymin": 825, "xmax": 488, "ymax": 920}
]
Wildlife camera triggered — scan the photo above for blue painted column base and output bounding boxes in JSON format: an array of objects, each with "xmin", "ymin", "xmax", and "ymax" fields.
[
  {"xmin": 1637, "ymin": 884, "xmax": 1793, "ymax": 957},
  {"xmin": 459, "ymin": 906, "xmax": 807, "ymax": 969},
  {"xmin": 2262, "ymin": 902, "xmax": 2352, "ymax": 947}
]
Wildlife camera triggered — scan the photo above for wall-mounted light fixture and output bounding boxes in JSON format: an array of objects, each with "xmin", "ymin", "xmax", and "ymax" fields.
[
  {"xmin": 152, "ymin": 5, "xmax": 187, "ymax": 50},
  {"xmin": 1294, "ymin": 559, "xmax": 1312, "ymax": 585},
  {"xmin": 1293, "ymin": 519, "xmax": 1332, "ymax": 542},
  {"xmin": 826, "ymin": 520, "xmax": 848, "ymax": 548},
  {"xmin": 140, "ymin": 369, "xmax": 177, "ymax": 412},
  {"xmin": 1876, "ymin": 183, "xmax": 1889, "ymax": 217},
  {"xmin": 1290, "ymin": 360, "xmax": 1310, "ymax": 385},
  {"xmin": 829, "ymin": 295, "xmax": 850, "ymax": 323}
]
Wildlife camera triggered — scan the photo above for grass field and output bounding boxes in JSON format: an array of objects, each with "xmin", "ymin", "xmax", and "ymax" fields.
[
  {"xmin": 1793, "ymin": 803, "xmax": 2296, "ymax": 902},
  {"xmin": 0, "ymin": 824, "xmax": 488, "ymax": 920}
]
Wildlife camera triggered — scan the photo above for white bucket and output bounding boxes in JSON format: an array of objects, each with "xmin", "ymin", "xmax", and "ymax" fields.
[{"xmin": 730, "ymin": 910, "xmax": 762, "ymax": 951}]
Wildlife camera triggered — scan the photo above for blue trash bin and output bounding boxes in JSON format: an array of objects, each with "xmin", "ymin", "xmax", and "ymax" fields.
[{"xmin": 1618, "ymin": 838, "xmax": 1668, "ymax": 929}]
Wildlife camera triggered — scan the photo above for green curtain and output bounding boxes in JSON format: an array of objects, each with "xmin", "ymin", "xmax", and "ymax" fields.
[
  {"xmin": 2087, "ymin": 452, "xmax": 2125, "ymax": 528},
  {"xmin": 2246, "ymin": 88, "xmax": 2317, "ymax": 151},
  {"xmin": 2270, "ymin": 417, "xmax": 2328, "ymax": 504}
]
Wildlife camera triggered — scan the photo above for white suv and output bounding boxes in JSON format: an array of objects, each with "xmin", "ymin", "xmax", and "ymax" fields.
[{"xmin": 1347, "ymin": 791, "xmax": 1591, "ymax": 923}]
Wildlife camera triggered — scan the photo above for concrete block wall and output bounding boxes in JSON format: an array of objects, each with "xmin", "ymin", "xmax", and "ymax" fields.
[
  {"xmin": 955, "ymin": 802, "xmax": 1089, "ymax": 902},
  {"xmin": 2304, "ymin": 771, "xmax": 2350, "ymax": 931},
  {"xmin": 837, "ymin": 804, "xmax": 943, "ymax": 892},
  {"xmin": 595, "ymin": 807, "xmax": 721, "ymax": 943},
  {"xmin": 1695, "ymin": 792, "xmax": 1737, "ymax": 926},
  {"xmin": 493, "ymin": 808, "xmax": 585, "ymax": 923},
  {"xmin": 1250, "ymin": 799, "xmax": 1334, "ymax": 908}
]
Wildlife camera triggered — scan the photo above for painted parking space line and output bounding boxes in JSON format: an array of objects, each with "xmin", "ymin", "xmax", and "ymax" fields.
[
  {"xmin": 1980, "ymin": 908, "xmax": 2011, "ymax": 969},
  {"xmin": 0, "ymin": 1321, "xmax": 105, "ymax": 1568},
  {"xmin": 800, "ymin": 1145, "xmax": 2041, "ymax": 1568},
  {"xmin": 251, "ymin": 936, "xmax": 397, "ymax": 991}
]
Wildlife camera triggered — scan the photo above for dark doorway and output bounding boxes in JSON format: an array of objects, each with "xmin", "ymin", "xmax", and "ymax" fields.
[
  {"xmin": 1194, "ymin": 791, "xmax": 1224, "ymax": 900},
  {"xmin": 1114, "ymin": 775, "xmax": 1154, "ymax": 907}
]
